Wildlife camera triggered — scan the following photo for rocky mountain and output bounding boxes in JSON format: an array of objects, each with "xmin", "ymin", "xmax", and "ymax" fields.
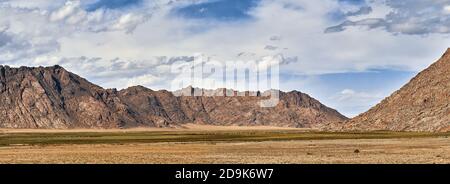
[
  {"xmin": 332, "ymin": 48, "xmax": 450, "ymax": 132},
  {"xmin": 0, "ymin": 65, "xmax": 136, "ymax": 128},
  {"xmin": 0, "ymin": 65, "xmax": 347, "ymax": 129},
  {"xmin": 121, "ymin": 86, "xmax": 348, "ymax": 128}
]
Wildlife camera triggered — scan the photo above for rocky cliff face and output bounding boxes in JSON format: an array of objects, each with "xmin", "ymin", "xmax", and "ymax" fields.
[
  {"xmin": 333, "ymin": 48, "xmax": 450, "ymax": 132},
  {"xmin": 0, "ymin": 65, "xmax": 347, "ymax": 129}
]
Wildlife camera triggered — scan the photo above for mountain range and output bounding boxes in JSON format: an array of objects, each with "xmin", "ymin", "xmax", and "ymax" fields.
[
  {"xmin": 0, "ymin": 65, "xmax": 347, "ymax": 128},
  {"xmin": 0, "ymin": 49, "xmax": 449, "ymax": 132}
]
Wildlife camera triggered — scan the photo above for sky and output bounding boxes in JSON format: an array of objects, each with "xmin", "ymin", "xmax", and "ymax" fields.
[{"xmin": 0, "ymin": 0, "xmax": 449, "ymax": 117}]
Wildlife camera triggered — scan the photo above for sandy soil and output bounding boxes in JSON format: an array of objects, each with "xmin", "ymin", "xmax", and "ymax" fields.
[{"xmin": 0, "ymin": 137, "xmax": 448, "ymax": 164}]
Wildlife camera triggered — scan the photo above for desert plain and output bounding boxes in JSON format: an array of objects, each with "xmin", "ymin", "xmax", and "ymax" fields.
[{"xmin": 0, "ymin": 124, "xmax": 448, "ymax": 164}]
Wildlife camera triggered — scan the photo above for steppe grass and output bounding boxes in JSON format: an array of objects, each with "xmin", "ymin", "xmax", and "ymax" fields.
[{"xmin": 1, "ymin": 130, "xmax": 448, "ymax": 147}]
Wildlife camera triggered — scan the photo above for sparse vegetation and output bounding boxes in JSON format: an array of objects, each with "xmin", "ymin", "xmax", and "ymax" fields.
[
  {"xmin": 0, "ymin": 128, "xmax": 448, "ymax": 164},
  {"xmin": 0, "ymin": 130, "xmax": 449, "ymax": 147}
]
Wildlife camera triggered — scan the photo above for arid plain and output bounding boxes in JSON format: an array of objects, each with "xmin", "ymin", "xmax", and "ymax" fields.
[{"xmin": 0, "ymin": 125, "xmax": 448, "ymax": 164}]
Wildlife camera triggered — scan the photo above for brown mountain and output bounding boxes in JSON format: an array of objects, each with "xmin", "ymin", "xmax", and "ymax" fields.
[
  {"xmin": 120, "ymin": 86, "xmax": 348, "ymax": 128},
  {"xmin": 0, "ymin": 65, "xmax": 347, "ymax": 129},
  {"xmin": 334, "ymin": 48, "xmax": 450, "ymax": 132},
  {"xmin": 0, "ymin": 65, "xmax": 136, "ymax": 128}
]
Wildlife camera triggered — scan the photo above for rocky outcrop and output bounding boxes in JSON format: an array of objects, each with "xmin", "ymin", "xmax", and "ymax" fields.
[
  {"xmin": 0, "ymin": 65, "xmax": 347, "ymax": 129},
  {"xmin": 334, "ymin": 48, "xmax": 450, "ymax": 132}
]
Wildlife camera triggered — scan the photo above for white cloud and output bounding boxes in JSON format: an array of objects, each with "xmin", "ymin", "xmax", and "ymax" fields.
[
  {"xmin": 340, "ymin": 89, "xmax": 356, "ymax": 95},
  {"xmin": 111, "ymin": 13, "xmax": 149, "ymax": 33},
  {"xmin": 47, "ymin": 0, "xmax": 155, "ymax": 33},
  {"xmin": 50, "ymin": 1, "xmax": 81, "ymax": 22},
  {"xmin": 125, "ymin": 74, "xmax": 161, "ymax": 88},
  {"xmin": 444, "ymin": 5, "xmax": 450, "ymax": 14},
  {"xmin": 335, "ymin": 89, "xmax": 381, "ymax": 103},
  {"xmin": 0, "ymin": 0, "xmax": 67, "ymax": 9},
  {"xmin": 328, "ymin": 0, "xmax": 450, "ymax": 35},
  {"xmin": 0, "ymin": 0, "xmax": 166, "ymax": 65}
]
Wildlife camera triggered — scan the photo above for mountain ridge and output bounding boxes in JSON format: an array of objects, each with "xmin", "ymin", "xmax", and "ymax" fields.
[{"xmin": 0, "ymin": 65, "xmax": 348, "ymax": 129}]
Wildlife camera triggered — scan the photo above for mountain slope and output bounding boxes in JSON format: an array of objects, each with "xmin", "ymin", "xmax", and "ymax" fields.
[
  {"xmin": 0, "ymin": 65, "xmax": 347, "ymax": 129},
  {"xmin": 337, "ymin": 48, "xmax": 450, "ymax": 132},
  {"xmin": 0, "ymin": 65, "xmax": 136, "ymax": 128}
]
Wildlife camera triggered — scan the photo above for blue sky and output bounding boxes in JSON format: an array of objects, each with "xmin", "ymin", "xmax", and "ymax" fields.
[
  {"xmin": 175, "ymin": 0, "xmax": 259, "ymax": 21},
  {"xmin": 0, "ymin": 0, "xmax": 449, "ymax": 117},
  {"xmin": 85, "ymin": 0, "xmax": 143, "ymax": 11},
  {"xmin": 280, "ymin": 69, "xmax": 416, "ymax": 116}
]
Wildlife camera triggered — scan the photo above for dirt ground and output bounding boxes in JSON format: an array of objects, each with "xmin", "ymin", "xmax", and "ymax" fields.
[
  {"xmin": 0, "ymin": 137, "xmax": 448, "ymax": 164},
  {"xmin": 0, "ymin": 123, "xmax": 306, "ymax": 133}
]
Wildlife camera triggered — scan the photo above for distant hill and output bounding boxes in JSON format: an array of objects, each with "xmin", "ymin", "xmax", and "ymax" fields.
[
  {"xmin": 0, "ymin": 65, "xmax": 347, "ymax": 129},
  {"xmin": 331, "ymin": 48, "xmax": 450, "ymax": 132}
]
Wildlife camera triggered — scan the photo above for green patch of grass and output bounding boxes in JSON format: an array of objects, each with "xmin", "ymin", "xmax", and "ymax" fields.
[{"xmin": 0, "ymin": 130, "xmax": 448, "ymax": 147}]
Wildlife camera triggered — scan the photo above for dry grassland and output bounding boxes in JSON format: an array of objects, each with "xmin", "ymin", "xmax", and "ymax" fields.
[{"xmin": 0, "ymin": 125, "xmax": 448, "ymax": 164}]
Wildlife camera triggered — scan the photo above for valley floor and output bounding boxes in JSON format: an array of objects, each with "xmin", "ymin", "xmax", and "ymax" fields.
[{"xmin": 0, "ymin": 126, "xmax": 448, "ymax": 164}]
